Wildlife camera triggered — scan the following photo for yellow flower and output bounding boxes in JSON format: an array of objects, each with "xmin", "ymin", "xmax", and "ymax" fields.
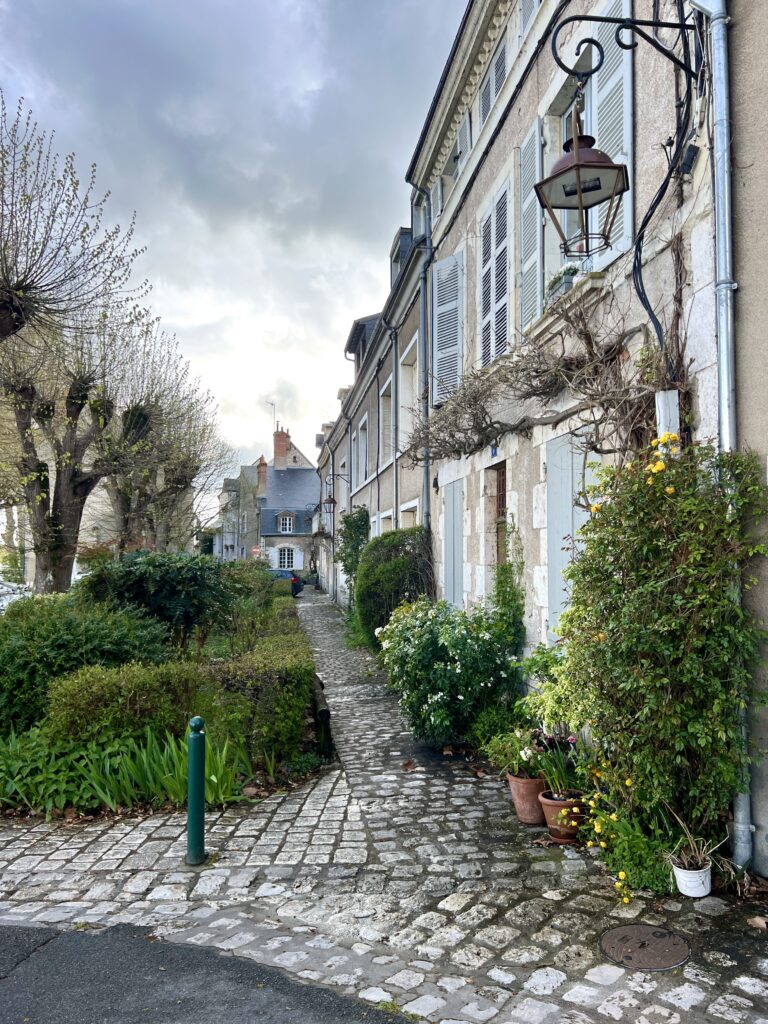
[
  {"xmin": 591, "ymin": 503, "xmax": 602, "ymax": 514},
  {"xmin": 588, "ymin": 800, "xmax": 596, "ymax": 808},
  {"xmin": 651, "ymin": 438, "xmax": 659, "ymax": 447},
  {"xmin": 647, "ymin": 477, "xmax": 654, "ymax": 486},
  {"xmin": 600, "ymin": 841, "xmax": 607, "ymax": 848},
  {"xmin": 587, "ymin": 841, "xmax": 594, "ymax": 848},
  {"xmin": 610, "ymin": 813, "xmax": 618, "ymax": 821},
  {"xmin": 594, "ymin": 822, "xmax": 602, "ymax": 833},
  {"xmin": 614, "ymin": 881, "xmax": 622, "ymax": 889},
  {"xmin": 618, "ymin": 871, "xmax": 626, "ymax": 880},
  {"xmin": 594, "ymin": 770, "xmax": 602, "ymax": 778},
  {"xmin": 651, "ymin": 460, "xmax": 666, "ymax": 473},
  {"xmin": 570, "ymin": 820, "xmax": 578, "ymax": 827},
  {"xmin": 665, "ymin": 486, "xmax": 675, "ymax": 495},
  {"xmin": 668, "ymin": 433, "xmax": 679, "ymax": 443},
  {"xmin": 625, "ymin": 777, "xmax": 632, "ymax": 787},
  {"xmin": 623, "ymin": 896, "xmax": 630, "ymax": 904}
]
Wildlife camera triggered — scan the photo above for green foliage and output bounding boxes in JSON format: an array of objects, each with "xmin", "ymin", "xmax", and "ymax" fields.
[
  {"xmin": 1, "ymin": 546, "xmax": 25, "ymax": 584},
  {"xmin": 208, "ymin": 603, "xmax": 314, "ymax": 762},
  {"xmin": 483, "ymin": 728, "xmax": 548, "ymax": 778},
  {"xmin": 466, "ymin": 704, "xmax": 520, "ymax": 749},
  {"xmin": 583, "ymin": 794, "xmax": 674, "ymax": 894},
  {"xmin": 76, "ymin": 552, "xmax": 235, "ymax": 651},
  {"xmin": 0, "ymin": 726, "xmax": 247, "ymax": 815},
  {"xmin": 0, "ymin": 595, "xmax": 168, "ymax": 734},
  {"xmin": 490, "ymin": 519, "xmax": 526, "ymax": 662},
  {"xmin": 336, "ymin": 506, "xmax": 370, "ymax": 603},
  {"xmin": 379, "ymin": 596, "xmax": 522, "ymax": 746},
  {"xmin": 356, "ymin": 527, "xmax": 433, "ymax": 647},
  {"xmin": 553, "ymin": 440, "xmax": 768, "ymax": 830},
  {"xmin": 219, "ymin": 561, "xmax": 276, "ymax": 655},
  {"xmin": 46, "ymin": 661, "xmax": 251, "ymax": 748}
]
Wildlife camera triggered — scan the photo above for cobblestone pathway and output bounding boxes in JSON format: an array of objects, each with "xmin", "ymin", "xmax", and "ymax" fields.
[{"xmin": 1, "ymin": 590, "xmax": 768, "ymax": 1022}]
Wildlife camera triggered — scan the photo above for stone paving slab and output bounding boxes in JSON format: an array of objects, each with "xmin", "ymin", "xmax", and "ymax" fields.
[{"xmin": 1, "ymin": 590, "xmax": 768, "ymax": 1022}]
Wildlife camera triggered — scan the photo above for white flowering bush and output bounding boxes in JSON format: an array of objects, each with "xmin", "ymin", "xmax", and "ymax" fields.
[{"xmin": 378, "ymin": 596, "xmax": 522, "ymax": 745}]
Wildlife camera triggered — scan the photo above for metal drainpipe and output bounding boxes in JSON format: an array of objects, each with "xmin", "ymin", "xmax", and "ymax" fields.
[
  {"xmin": 691, "ymin": 0, "xmax": 751, "ymax": 867},
  {"xmin": 415, "ymin": 187, "xmax": 434, "ymax": 532},
  {"xmin": 381, "ymin": 318, "xmax": 399, "ymax": 526}
]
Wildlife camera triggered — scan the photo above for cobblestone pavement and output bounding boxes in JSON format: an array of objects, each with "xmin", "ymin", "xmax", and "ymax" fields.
[{"xmin": 2, "ymin": 590, "xmax": 768, "ymax": 1023}]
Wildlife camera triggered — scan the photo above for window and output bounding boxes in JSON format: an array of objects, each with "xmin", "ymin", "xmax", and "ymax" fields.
[
  {"xmin": 443, "ymin": 480, "xmax": 464, "ymax": 607},
  {"xmin": 431, "ymin": 252, "xmax": 464, "ymax": 404},
  {"xmin": 479, "ymin": 37, "xmax": 507, "ymax": 128},
  {"xmin": 358, "ymin": 417, "xmax": 369, "ymax": 483},
  {"xmin": 520, "ymin": 0, "xmax": 541, "ymax": 36},
  {"xmin": 279, "ymin": 514, "xmax": 294, "ymax": 534},
  {"xmin": 278, "ymin": 547, "xmax": 294, "ymax": 570},
  {"xmin": 479, "ymin": 185, "xmax": 509, "ymax": 366},
  {"xmin": 400, "ymin": 502, "xmax": 418, "ymax": 529},
  {"xmin": 379, "ymin": 379, "xmax": 393, "ymax": 464},
  {"xmin": 351, "ymin": 432, "xmax": 358, "ymax": 489},
  {"xmin": 338, "ymin": 459, "xmax": 348, "ymax": 508},
  {"xmin": 398, "ymin": 335, "xmax": 418, "ymax": 451},
  {"xmin": 560, "ymin": 89, "xmax": 592, "ymax": 256},
  {"xmin": 494, "ymin": 462, "xmax": 507, "ymax": 565}
]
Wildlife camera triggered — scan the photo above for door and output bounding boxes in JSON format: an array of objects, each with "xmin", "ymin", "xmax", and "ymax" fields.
[{"xmin": 443, "ymin": 479, "xmax": 464, "ymax": 607}]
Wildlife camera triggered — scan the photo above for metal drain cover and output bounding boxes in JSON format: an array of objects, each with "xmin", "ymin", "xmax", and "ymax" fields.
[{"xmin": 600, "ymin": 924, "xmax": 690, "ymax": 971}]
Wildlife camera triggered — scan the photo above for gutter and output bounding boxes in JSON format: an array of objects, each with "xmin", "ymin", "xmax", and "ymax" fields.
[{"xmin": 690, "ymin": 0, "xmax": 750, "ymax": 868}]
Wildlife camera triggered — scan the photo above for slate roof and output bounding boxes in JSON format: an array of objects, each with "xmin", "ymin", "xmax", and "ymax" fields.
[{"xmin": 259, "ymin": 465, "xmax": 317, "ymax": 536}]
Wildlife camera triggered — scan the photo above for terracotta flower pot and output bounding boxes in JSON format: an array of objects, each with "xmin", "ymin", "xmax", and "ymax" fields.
[
  {"xmin": 506, "ymin": 773, "xmax": 547, "ymax": 825},
  {"xmin": 538, "ymin": 790, "xmax": 585, "ymax": 845}
]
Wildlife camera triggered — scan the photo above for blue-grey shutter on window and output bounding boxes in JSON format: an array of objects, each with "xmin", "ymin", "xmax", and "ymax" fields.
[
  {"xmin": 443, "ymin": 479, "xmax": 464, "ymax": 607},
  {"xmin": 546, "ymin": 433, "xmax": 594, "ymax": 636},
  {"xmin": 520, "ymin": 119, "xmax": 543, "ymax": 329},
  {"xmin": 431, "ymin": 252, "xmax": 464, "ymax": 404}
]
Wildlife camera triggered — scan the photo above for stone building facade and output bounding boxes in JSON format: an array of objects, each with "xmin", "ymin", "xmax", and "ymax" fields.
[{"xmin": 317, "ymin": 0, "xmax": 768, "ymax": 869}]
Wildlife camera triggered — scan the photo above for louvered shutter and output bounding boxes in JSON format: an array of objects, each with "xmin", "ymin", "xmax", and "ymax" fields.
[
  {"xmin": 430, "ymin": 177, "xmax": 443, "ymax": 224},
  {"xmin": 493, "ymin": 39, "xmax": 507, "ymax": 97},
  {"xmin": 294, "ymin": 547, "xmax": 304, "ymax": 570},
  {"xmin": 521, "ymin": 0, "xmax": 539, "ymax": 35},
  {"xmin": 519, "ymin": 120, "xmax": 543, "ymax": 329},
  {"xmin": 457, "ymin": 111, "xmax": 472, "ymax": 173},
  {"xmin": 479, "ymin": 74, "xmax": 492, "ymax": 127},
  {"xmin": 431, "ymin": 252, "xmax": 464, "ymax": 404},
  {"xmin": 493, "ymin": 187, "xmax": 509, "ymax": 357},
  {"xmin": 268, "ymin": 547, "xmax": 278, "ymax": 568},
  {"xmin": 480, "ymin": 214, "xmax": 493, "ymax": 367},
  {"xmin": 594, "ymin": 0, "xmax": 633, "ymax": 262}
]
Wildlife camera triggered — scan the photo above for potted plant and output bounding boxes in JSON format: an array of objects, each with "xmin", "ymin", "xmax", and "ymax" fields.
[
  {"xmin": 537, "ymin": 742, "xmax": 584, "ymax": 844},
  {"xmin": 484, "ymin": 729, "xmax": 548, "ymax": 824},
  {"xmin": 665, "ymin": 812, "xmax": 727, "ymax": 898},
  {"xmin": 545, "ymin": 262, "xmax": 581, "ymax": 303}
]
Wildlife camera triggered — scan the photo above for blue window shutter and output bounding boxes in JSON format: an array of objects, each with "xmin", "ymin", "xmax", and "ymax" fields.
[{"xmin": 431, "ymin": 252, "xmax": 464, "ymax": 404}]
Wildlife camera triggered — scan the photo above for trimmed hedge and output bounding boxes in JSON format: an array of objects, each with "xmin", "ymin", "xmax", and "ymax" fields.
[
  {"xmin": 0, "ymin": 595, "xmax": 169, "ymax": 734},
  {"xmin": 46, "ymin": 661, "xmax": 251, "ymax": 747},
  {"xmin": 209, "ymin": 601, "xmax": 314, "ymax": 761},
  {"xmin": 356, "ymin": 527, "xmax": 433, "ymax": 647}
]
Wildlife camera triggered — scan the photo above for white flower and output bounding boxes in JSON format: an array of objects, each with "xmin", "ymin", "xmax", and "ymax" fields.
[
  {"xmin": 457, "ymin": 694, "xmax": 464, "ymax": 701},
  {"xmin": 374, "ymin": 627, "xmax": 383, "ymax": 637}
]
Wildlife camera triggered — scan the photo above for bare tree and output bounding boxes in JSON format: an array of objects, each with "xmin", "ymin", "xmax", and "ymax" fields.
[
  {"xmin": 0, "ymin": 93, "xmax": 145, "ymax": 341},
  {"xmin": 0, "ymin": 308, "xmax": 156, "ymax": 591},
  {"xmin": 102, "ymin": 331, "xmax": 236, "ymax": 554}
]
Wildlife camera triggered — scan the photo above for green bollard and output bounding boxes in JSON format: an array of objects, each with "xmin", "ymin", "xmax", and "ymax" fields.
[{"xmin": 186, "ymin": 716, "xmax": 206, "ymax": 866}]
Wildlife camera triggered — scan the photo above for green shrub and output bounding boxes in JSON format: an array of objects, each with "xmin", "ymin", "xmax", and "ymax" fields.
[
  {"xmin": 356, "ymin": 527, "xmax": 433, "ymax": 647},
  {"xmin": 583, "ymin": 794, "xmax": 674, "ymax": 894},
  {"xmin": 46, "ymin": 661, "xmax": 251, "ymax": 747},
  {"xmin": 0, "ymin": 596, "xmax": 168, "ymax": 734},
  {"xmin": 208, "ymin": 630, "xmax": 314, "ymax": 761},
  {"xmin": 552, "ymin": 440, "xmax": 768, "ymax": 831},
  {"xmin": 336, "ymin": 506, "xmax": 370, "ymax": 606},
  {"xmin": 379, "ymin": 596, "xmax": 522, "ymax": 746},
  {"xmin": 0, "ymin": 726, "xmax": 247, "ymax": 815},
  {"xmin": 76, "ymin": 552, "xmax": 235, "ymax": 650},
  {"xmin": 467, "ymin": 704, "xmax": 520, "ymax": 749}
]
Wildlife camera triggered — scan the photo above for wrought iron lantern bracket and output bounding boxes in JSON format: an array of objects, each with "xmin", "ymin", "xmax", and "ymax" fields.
[{"xmin": 551, "ymin": 13, "xmax": 700, "ymax": 83}]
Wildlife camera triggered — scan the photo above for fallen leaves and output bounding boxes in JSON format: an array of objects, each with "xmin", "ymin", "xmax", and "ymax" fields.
[
  {"xmin": 747, "ymin": 915, "xmax": 767, "ymax": 931},
  {"xmin": 402, "ymin": 759, "xmax": 416, "ymax": 772}
]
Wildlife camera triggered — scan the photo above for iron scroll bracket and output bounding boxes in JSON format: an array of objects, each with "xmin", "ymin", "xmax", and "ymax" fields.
[{"xmin": 551, "ymin": 14, "xmax": 700, "ymax": 82}]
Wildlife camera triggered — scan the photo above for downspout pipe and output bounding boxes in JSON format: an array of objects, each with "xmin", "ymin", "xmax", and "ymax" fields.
[
  {"xmin": 691, "ymin": 0, "xmax": 751, "ymax": 868},
  {"xmin": 414, "ymin": 187, "xmax": 434, "ymax": 532}
]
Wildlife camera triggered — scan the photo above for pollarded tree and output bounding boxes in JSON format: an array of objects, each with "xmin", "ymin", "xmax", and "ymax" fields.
[
  {"xmin": 0, "ymin": 308, "xmax": 160, "ymax": 591},
  {"xmin": 0, "ymin": 93, "xmax": 145, "ymax": 341}
]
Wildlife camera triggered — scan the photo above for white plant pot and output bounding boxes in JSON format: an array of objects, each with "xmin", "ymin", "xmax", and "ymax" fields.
[{"xmin": 672, "ymin": 861, "xmax": 712, "ymax": 898}]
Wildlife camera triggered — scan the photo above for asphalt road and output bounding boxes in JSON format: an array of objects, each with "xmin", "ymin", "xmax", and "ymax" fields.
[{"xmin": 0, "ymin": 924, "xmax": 408, "ymax": 1024}]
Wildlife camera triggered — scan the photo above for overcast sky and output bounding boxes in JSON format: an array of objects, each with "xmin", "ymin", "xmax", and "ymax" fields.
[{"xmin": 0, "ymin": 0, "xmax": 466, "ymax": 469}]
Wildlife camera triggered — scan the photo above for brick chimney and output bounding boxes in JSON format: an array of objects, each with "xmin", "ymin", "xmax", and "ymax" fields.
[
  {"xmin": 273, "ymin": 423, "xmax": 289, "ymax": 470},
  {"xmin": 256, "ymin": 455, "xmax": 268, "ymax": 495}
]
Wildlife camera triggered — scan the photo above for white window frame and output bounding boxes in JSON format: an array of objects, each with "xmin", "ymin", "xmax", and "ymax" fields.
[
  {"xmin": 358, "ymin": 415, "xmax": 369, "ymax": 485},
  {"xmin": 279, "ymin": 514, "xmax": 294, "ymax": 534},
  {"xmin": 278, "ymin": 546, "xmax": 294, "ymax": 570},
  {"xmin": 398, "ymin": 333, "xmax": 418, "ymax": 454},
  {"xmin": 338, "ymin": 458, "xmax": 348, "ymax": 509},
  {"xmin": 351, "ymin": 432, "xmax": 358, "ymax": 490},
  {"xmin": 379, "ymin": 376, "xmax": 393, "ymax": 467},
  {"xmin": 478, "ymin": 183, "xmax": 510, "ymax": 367},
  {"xmin": 479, "ymin": 35, "xmax": 508, "ymax": 129},
  {"xmin": 399, "ymin": 499, "xmax": 420, "ymax": 529}
]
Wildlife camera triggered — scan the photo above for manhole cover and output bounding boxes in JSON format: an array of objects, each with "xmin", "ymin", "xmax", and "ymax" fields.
[{"xmin": 600, "ymin": 924, "xmax": 690, "ymax": 971}]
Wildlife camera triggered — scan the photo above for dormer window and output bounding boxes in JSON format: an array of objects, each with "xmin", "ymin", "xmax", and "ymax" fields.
[{"xmin": 279, "ymin": 514, "xmax": 294, "ymax": 534}]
